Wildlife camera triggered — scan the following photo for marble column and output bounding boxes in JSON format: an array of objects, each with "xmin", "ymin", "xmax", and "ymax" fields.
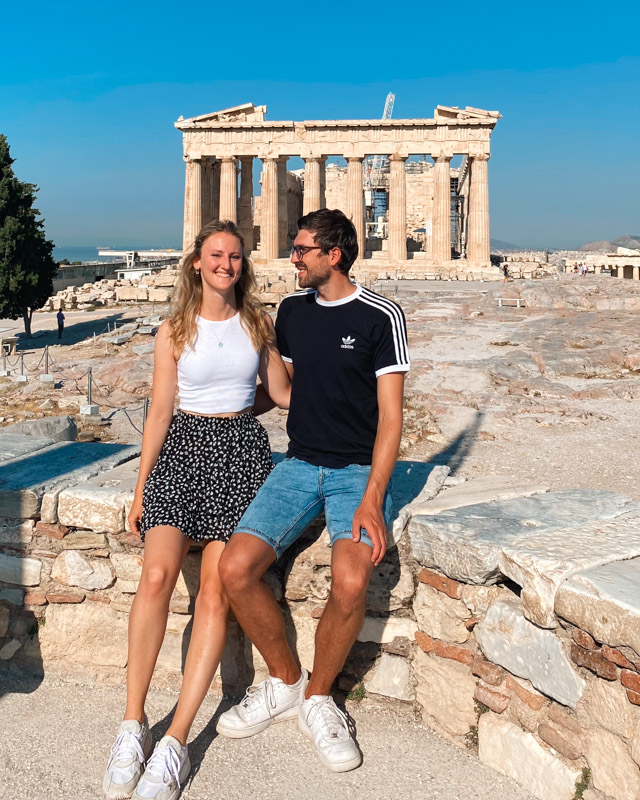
[
  {"xmin": 319, "ymin": 156, "xmax": 327, "ymax": 209},
  {"xmin": 634, "ymin": 266, "xmax": 639, "ymax": 281},
  {"xmin": 467, "ymin": 154, "xmax": 490, "ymax": 264},
  {"xmin": 201, "ymin": 159, "xmax": 220, "ymax": 226},
  {"xmin": 303, "ymin": 157, "xmax": 321, "ymax": 215},
  {"xmin": 432, "ymin": 154, "xmax": 452, "ymax": 264},
  {"xmin": 346, "ymin": 157, "xmax": 365, "ymax": 260},
  {"xmin": 388, "ymin": 154, "xmax": 407, "ymax": 262},
  {"xmin": 261, "ymin": 158, "xmax": 279, "ymax": 260},
  {"xmin": 182, "ymin": 158, "xmax": 202, "ymax": 252},
  {"xmin": 219, "ymin": 157, "xmax": 238, "ymax": 222},
  {"xmin": 238, "ymin": 157, "xmax": 254, "ymax": 250},
  {"xmin": 277, "ymin": 158, "xmax": 289, "ymax": 257}
]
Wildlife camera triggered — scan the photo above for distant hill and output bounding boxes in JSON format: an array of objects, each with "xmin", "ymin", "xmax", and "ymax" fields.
[
  {"xmin": 491, "ymin": 238, "xmax": 523, "ymax": 251},
  {"xmin": 611, "ymin": 234, "xmax": 640, "ymax": 250},
  {"xmin": 579, "ymin": 234, "xmax": 640, "ymax": 252}
]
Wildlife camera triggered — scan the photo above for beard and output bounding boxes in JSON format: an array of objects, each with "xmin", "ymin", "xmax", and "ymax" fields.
[{"xmin": 297, "ymin": 267, "xmax": 330, "ymax": 290}]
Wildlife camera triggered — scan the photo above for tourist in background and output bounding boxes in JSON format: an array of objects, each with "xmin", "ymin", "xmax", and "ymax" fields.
[
  {"xmin": 56, "ymin": 308, "xmax": 65, "ymax": 339},
  {"xmin": 103, "ymin": 219, "xmax": 290, "ymax": 800}
]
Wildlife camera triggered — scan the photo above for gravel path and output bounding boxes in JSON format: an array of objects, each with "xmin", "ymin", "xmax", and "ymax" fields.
[{"xmin": 0, "ymin": 675, "xmax": 535, "ymax": 800}]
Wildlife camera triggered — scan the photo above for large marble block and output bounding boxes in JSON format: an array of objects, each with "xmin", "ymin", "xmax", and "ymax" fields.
[
  {"xmin": 475, "ymin": 600, "xmax": 585, "ymax": 708},
  {"xmin": 0, "ymin": 434, "xmax": 54, "ymax": 464},
  {"xmin": 57, "ymin": 458, "xmax": 140, "ymax": 533},
  {"xmin": 555, "ymin": 557, "xmax": 640, "ymax": 654},
  {"xmin": 411, "ymin": 475, "xmax": 549, "ymax": 516},
  {"xmin": 478, "ymin": 714, "xmax": 581, "ymax": 800},
  {"xmin": 0, "ymin": 441, "xmax": 140, "ymax": 519},
  {"xmin": 409, "ymin": 491, "xmax": 640, "ymax": 628}
]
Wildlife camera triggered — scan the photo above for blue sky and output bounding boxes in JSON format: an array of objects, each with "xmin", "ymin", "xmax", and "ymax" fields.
[{"xmin": 1, "ymin": 0, "xmax": 638, "ymax": 250}]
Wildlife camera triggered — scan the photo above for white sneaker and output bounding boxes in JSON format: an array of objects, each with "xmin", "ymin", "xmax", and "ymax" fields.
[
  {"xmin": 216, "ymin": 669, "xmax": 309, "ymax": 738},
  {"xmin": 103, "ymin": 718, "xmax": 153, "ymax": 799},
  {"xmin": 132, "ymin": 736, "xmax": 190, "ymax": 800},
  {"xmin": 298, "ymin": 695, "xmax": 362, "ymax": 773}
]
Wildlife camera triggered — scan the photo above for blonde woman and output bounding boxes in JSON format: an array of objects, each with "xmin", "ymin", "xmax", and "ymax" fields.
[{"xmin": 103, "ymin": 220, "xmax": 290, "ymax": 800}]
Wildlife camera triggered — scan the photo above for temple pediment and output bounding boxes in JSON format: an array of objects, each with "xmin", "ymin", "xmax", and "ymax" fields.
[
  {"xmin": 176, "ymin": 103, "xmax": 267, "ymax": 125},
  {"xmin": 435, "ymin": 105, "xmax": 502, "ymax": 120}
]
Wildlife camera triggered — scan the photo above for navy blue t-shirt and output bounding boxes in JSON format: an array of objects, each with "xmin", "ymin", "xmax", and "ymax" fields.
[{"xmin": 275, "ymin": 286, "xmax": 410, "ymax": 468}]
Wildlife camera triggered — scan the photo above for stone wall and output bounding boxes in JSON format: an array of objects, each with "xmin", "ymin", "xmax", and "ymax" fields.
[{"xmin": 4, "ymin": 429, "xmax": 638, "ymax": 798}]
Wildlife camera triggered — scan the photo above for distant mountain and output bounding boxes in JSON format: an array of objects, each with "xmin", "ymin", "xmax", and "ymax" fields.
[
  {"xmin": 579, "ymin": 240, "xmax": 615, "ymax": 252},
  {"xmin": 579, "ymin": 234, "xmax": 640, "ymax": 252},
  {"xmin": 490, "ymin": 238, "xmax": 523, "ymax": 251},
  {"xmin": 611, "ymin": 234, "xmax": 640, "ymax": 250}
]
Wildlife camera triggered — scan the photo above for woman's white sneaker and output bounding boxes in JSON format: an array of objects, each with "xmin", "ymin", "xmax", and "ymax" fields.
[
  {"xmin": 103, "ymin": 718, "xmax": 153, "ymax": 799},
  {"xmin": 132, "ymin": 736, "xmax": 190, "ymax": 800},
  {"xmin": 216, "ymin": 669, "xmax": 309, "ymax": 738},
  {"xmin": 298, "ymin": 695, "xmax": 362, "ymax": 773}
]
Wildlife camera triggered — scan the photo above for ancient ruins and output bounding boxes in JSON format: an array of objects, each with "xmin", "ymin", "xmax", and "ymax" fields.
[
  {"xmin": 2, "ymin": 272, "xmax": 640, "ymax": 800},
  {"xmin": 175, "ymin": 103, "xmax": 501, "ymax": 277}
]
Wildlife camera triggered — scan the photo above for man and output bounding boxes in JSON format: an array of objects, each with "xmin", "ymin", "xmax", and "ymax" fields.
[
  {"xmin": 56, "ymin": 308, "xmax": 65, "ymax": 339},
  {"xmin": 218, "ymin": 208, "xmax": 409, "ymax": 772}
]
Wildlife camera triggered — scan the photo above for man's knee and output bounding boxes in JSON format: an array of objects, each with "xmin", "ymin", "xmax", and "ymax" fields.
[
  {"xmin": 330, "ymin": 560, "xmax": 371, "ymax": 610},
  {"xmin": 218, "ymin": 535, "xmax": 274, "ymax": 596}
]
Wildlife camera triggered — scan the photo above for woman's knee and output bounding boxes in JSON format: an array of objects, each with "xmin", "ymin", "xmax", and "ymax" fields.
[
  {"xmin": 138, "ymin": 564, "xmax": 177, "ymax": 599},
  {"xmin": 195, "ymin": 579, "xmax": 229, "ymax": 617}
]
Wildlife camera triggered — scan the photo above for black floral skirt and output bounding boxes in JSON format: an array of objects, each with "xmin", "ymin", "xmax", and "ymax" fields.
[{"xmin": 140, "ymin": 411, "xmax": 273, "ymax": 543}]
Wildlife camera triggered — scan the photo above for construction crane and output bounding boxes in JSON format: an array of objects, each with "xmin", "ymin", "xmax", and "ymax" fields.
[
  {"xmin": 364, "ymin": 93, "xmax": 395, "ymax": 234},
  {"xmin": 368, "ymin": 93, "xmax": 395, "ymax": 188}
]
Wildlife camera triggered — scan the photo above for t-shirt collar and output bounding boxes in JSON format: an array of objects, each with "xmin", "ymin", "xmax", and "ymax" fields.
[{"xmin": 315, "ymin": 285, "xmax": 362, "ymax": 307}]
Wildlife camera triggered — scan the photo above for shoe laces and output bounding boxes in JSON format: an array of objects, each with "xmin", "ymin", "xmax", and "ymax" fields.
[
  {"xmin": 144, "ymin": 743, "xmax": 182, "ymax": 788},
  {"xmin": 241, "ymin": 679, "xmax": 277, "ymax": 713},
  {"xmin": 306, "ymin": 698, "xmax": 349, "ymax": 740},
  {"xmin": 107, "ymin": 730, "xmax": 145, "ymax": 769}
]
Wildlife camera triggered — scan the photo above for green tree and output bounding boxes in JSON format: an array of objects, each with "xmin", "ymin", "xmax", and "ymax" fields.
[{"xmin": 0, "ymin": 134, "xmax": 57, "ymax": 336}]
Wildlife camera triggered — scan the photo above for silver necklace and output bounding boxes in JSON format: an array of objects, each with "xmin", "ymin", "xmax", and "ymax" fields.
[{"xmin": 208, "ymin": 316, "xmax": 234, "ymax": 348}]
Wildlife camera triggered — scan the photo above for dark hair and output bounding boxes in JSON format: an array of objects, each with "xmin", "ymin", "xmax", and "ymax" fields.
[{"xmin": 297, "ymin": 208, "xmax": 358, "ymax": 274}]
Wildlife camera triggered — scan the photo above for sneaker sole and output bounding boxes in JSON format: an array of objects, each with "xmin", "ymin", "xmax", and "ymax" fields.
[
  {"xmin": 298, "ymin": 717, "xmax": 362, "ymax": 773},
  {"xmin": 216, "ymin": 706, "xmax": 300, "ymax": 739}
]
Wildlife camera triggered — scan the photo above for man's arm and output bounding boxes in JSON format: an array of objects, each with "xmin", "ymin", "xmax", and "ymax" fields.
[{"xmin": 351, "ymin": 372, "xmax": 405, "ymax": 566}]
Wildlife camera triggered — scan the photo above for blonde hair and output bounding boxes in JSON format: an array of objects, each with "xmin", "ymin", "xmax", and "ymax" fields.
[{"xmin": 170, "ymin": 220, "xmax": 273, "ymax": 354}]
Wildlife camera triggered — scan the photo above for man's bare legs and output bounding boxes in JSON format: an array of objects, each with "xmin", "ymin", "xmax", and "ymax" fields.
[
  {"xmin": 306, "ymin": 539, "xmax": 373, "ymax": 697},
  {"xmin": 125, "ymin": 526, "xmax": 190, "ymax": 723},
  {"xmin": 166, "ymin": 541, "xmax": 229, "ymax": 745},
  {"xmin": 218, "ymin": 533, "xmax": 301, "ymax": 685},
  {"xmin": 220, "ymin": 535, "xmax": 373, "ymax": 695}
]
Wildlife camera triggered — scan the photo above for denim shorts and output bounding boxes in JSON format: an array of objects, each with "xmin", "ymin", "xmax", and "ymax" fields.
[{"xmin": 233, "ymin": 457, "xmax": 394, "ymax": 559}]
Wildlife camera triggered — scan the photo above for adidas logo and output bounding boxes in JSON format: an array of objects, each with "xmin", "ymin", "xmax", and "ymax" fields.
[{"xmin": 341, "ymin": 335, "xmax": 355, "ymax": 350}]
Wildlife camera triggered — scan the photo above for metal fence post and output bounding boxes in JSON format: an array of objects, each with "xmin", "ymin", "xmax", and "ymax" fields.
[{"xmin": 143, "ymin": 397, "xmax": 150, "ymax": 431}]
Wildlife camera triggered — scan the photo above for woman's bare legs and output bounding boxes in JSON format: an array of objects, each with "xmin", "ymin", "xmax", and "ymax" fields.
[
  {"xmin": 124, "ymin": 526, "xmax": 190, "ymax": 722},
  {"xmin": 166, "ymin": 541, "xmax": 229, "ymax": 745}
]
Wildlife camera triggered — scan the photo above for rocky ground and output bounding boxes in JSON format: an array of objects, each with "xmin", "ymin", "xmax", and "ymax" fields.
[{"xmin": 4, "ymin": 274, "xmax": 638, "ymax": 500}]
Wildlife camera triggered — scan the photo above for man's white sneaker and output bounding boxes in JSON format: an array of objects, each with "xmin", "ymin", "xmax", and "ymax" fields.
[
  {"xmin": 103, "ymin": 718, "xmax": 153, "ymax": 799},
  {"xmin": 216, "ymin": 668, "xmax": 309, "ymax": 738},
  {"xmin": 132, "ymin": 736, "xmax": 190, "ymax": 800},
  {"xmin": 298, "ymin": 695, "xmax": 362, "ymax": 773}
]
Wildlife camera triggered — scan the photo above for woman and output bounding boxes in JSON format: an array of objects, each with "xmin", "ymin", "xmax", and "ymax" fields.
[{"xmin": 103, "ymin": 220, "xmax": 290, "ymax": 800}]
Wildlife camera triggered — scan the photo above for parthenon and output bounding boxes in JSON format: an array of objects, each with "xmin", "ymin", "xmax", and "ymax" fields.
[{"xmin": 175, "ymin": 103, "xmax": 501, "ymax": 272}]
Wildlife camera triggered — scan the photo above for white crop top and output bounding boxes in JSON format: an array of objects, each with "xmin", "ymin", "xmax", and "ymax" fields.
[{"xmin": 177, "ymin": 315, "xmax": 260, "ymax": 414}]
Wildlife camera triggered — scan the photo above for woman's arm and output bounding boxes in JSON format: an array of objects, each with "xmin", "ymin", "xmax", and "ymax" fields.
[
  {"xmin": 129, "ymin": 320, "xmax": 178, "ymax": 534},
  {"xmin": 257, "ymin": 312, "xmax": 291, "ymax": 409}
]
